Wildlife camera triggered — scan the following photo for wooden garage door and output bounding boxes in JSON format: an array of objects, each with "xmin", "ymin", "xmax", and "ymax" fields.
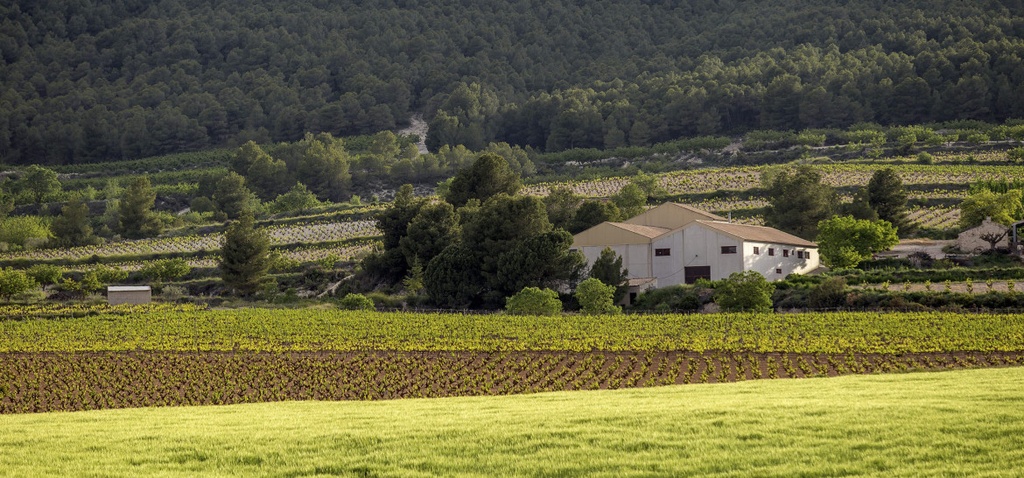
[{"xmin": 684, "ymin": 266, "xmax": 711, "ymax": 284}]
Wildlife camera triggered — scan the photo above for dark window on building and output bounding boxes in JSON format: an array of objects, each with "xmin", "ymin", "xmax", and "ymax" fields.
[
  {"xmin": 768, "ymin": 248, "xmax": 775, "ymax": 256},
  {"xmin": 685, "ymin": 266, "xmax": 712, "ymax": 284},
  {"xmin": 783, "ymin": 249, "xmax": 790, "ymax": 257},
  {"xmin": 776, "ymin": 268, "xmax": 783, "ymax": 274},
  {"xmin": 753, "ymin": 246, "xmax": 760, "ymax": 254},
  {"xmin": 655, "ymin": 248, "xmax": 671, "ymax": 256},
  {"xmin": 807, "ymin": 251, "xmax": 813, "ymax": 260},
  {"xmin": 721, "ymin": 246, "xmax": 737, "ymax": 254},
  {"xmin": 797, "ymin": 251, "xmax": 804, "ymax": 259}
]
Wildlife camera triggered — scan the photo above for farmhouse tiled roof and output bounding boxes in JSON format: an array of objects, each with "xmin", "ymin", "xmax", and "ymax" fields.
[{"xmin": 608, "ymin": 222, "xmax": 671, "ymax": 238}]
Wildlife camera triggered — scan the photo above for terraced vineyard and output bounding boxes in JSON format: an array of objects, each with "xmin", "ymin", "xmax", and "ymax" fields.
[
  {"xmin": 524, "ymin": 160, "xmax": 1017, "ymax": 231},
  {"xmin": 0, "ymin": 220, "xmax": 380, "ymax": 263}
]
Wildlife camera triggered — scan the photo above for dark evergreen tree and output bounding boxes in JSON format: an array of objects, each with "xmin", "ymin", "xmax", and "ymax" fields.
[
  {"xmin": 51, "ymin": 195, "xmax": 97, "ymax": 247},
  {"xmin": 219, "ymin": 213, "xmax": 271, "ymax": 296},
  {"xmin": 762, "ymin": 165, "xmax": 837, "ymax": 239},
  {"xmin": 119, "ymin": 176, "xmax": 162, "ymax": 239},
  {"xmin": 213, "ymin": 172, "xmax": 254, "ymax": 220},
  {"xmin": 866, "ymin": 168, "xmax": 910, "ymax": 233},
  {"xmin": 444, "ymin": 153, "xmax": 521, "ymax": 207},
  {"xmin": 588, "ymin": 247, "xmax": 629, "ymax": 304}
]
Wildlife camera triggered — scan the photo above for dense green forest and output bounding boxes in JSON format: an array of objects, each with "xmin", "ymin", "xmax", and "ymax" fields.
[{"xmin": 1, "ymin": 0, "xmax": 1023, "ymax": 164}]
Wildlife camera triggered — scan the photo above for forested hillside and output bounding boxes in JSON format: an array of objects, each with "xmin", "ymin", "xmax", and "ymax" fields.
[{"xmin": 2, "ymin": 0, "xmax": 1023, "ymax": 164}]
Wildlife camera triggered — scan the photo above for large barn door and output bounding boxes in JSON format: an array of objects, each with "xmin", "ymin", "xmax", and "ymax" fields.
[{"xmin": 684, "ymin": 266, "xmax": 711, "ymax": 284}]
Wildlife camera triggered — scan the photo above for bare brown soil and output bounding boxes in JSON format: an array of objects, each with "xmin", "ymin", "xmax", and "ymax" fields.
[{"xmin": 1, "ymin": 350, "xmax": 1022, "ymax": 414}]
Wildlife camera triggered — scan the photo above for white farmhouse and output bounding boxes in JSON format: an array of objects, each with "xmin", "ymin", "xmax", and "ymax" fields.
[{"xmin": 573, "ymin": 203, "xmax": 819, "ymax": 301}]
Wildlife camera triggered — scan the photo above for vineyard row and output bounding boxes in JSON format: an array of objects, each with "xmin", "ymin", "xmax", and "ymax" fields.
[{"xmin": 2, "ymin": 350, "xmax": 1021, "ymax": 414}]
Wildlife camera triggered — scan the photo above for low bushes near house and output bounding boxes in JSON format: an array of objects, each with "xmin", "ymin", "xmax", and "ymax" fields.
[{"xmin": 505, "ymin": 287, "xmax": 562, "ymax": 316}]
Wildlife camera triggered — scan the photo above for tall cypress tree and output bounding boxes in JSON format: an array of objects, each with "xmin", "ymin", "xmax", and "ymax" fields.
[{"xmin": 219, "ymin": 212, "xmax": 271, "ymax": 296}]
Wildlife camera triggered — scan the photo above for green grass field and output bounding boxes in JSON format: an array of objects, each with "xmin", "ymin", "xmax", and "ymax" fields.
[{"xmin": 2, "ymin": 367, "xmax": 1022, "ymax": 477}]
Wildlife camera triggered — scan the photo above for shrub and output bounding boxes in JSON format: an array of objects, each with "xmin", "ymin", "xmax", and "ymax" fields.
[
  {"xmin": 632, "ymin": 285, "xmax": 702, "ymax": 312},
  {"xmin": 505, "ymin": 287, "xmax": 562, "ymax": 316},
  {"xmin": 140, "ymin": 258, "xmax": 191, "ymax": 283},
  {"xmin": 26, "ymin": 264, "xmax": 63, "ymax": 286},
  {"xmin": 808, "ymin": 276, "xmax": 848, "ymax": 309},
  {"xmin": 575, "ymin": 277, "xmax": 620, "ymax": 315},
  {"xmin": 714, "ymin": 271, "xmax": 775, "ymax": 312},
  {"xmin": 339, "ymin": 293, "xmax": 375, "ymax": 311},
  {"xmin": 0, "ymin": 267, "xmax": 38, "ymax": 300},
  {"xmin": 1008, "ymin": 147, "xmax": 1024, "ymax": 162}
]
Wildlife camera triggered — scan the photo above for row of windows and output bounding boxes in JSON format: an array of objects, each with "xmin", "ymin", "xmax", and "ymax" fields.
[
  {"xmin": 749, "ymin": 246, "xmax": 812, "ymax": 259},
  {"xmin": 655, "ymin": 247, "xmax": 813, "ymax": 259}
]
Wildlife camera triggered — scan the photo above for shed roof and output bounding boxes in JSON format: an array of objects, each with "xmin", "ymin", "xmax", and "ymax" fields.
[
  {"xmin": 623, "ymin": 202, "xmax": 726, "ymax": 230},
  {"xmin": 573, "ymin": 221, "xmax": 670, "ymax": 247},
  {"xmin": 693, "ymin": 220, "xmax": 817, "ymax": 247},
  {"xmin": 107, "ymin": 285, "xmax": 152, "ymax": 292},
  {"xmin": 608, "ymin": 222, "xmax": 670, "ymax": 238}
]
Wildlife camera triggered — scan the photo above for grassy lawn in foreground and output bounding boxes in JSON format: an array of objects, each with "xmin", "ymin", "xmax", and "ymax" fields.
[{"xmin": 1, "ymin": 367, "xmax": 1023, "ymax": 477}]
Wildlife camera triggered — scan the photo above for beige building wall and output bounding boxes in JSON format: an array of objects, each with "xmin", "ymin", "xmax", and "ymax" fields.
[
  {"xmin": 108, "ymin": 290, "xmax": 152, "ymax": 305},
  {"xmin": 957, "ymin": 218, "xmax": 1009, "ymax": 253}
]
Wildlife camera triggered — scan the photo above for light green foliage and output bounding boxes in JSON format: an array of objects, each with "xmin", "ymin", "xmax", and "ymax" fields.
[
  {"xmin": 139, "ymin": 258, "xmax": 191, "ymax": 283},
  {"xmin": 403, "ymin": 258, "xmax": 425, "ymax": 294},
  {"xmin": 575, "ymin": 277, "xmax": 620, "ymax": 315},
  {"xmin": 338, "ymin": 293, "xmax": 375, "ymax": 311},
  {"xmin": 276, "ymin": 133, "xmax": 351, "ymax": 202},
  {"xmin": 959, "ymin": 189, "xmax": 1024, "ymax": 229},
  {"xmin": 236, "ymin": 141, "xmax": 294, "ymax": 199},
  {"xmin": 816, "ymin": 215, "xmax": 900, "ymax": 269},
  {"xmin": 20, "ymin": 165, "xmax": 61, "ymax": 204},
  {"xmin": 26, "ymin": 264, "xmax": 63, "ymax": 286},
  {"xmin": 1007, "ymin": 147, "xmax": 1024, "ymax": 162},
  {"xmin": 0, "ymin": 215, "xmax": 52, "ymax": 250},
  {"xmin": 714, "ymin": 271, "xmax": 775, "ymax": 313},
  {"xmin": 219, "ymin": 213, "xmax": 271, "ymax": 296},
  {"xmin": 268, "ymin": 182, "xmax": 319, "ymax": 213},
  {"xmin": 611, "ymin": 183, "xmax": 647, "ymax": 219},
  {"xmin": 90, "ymin": 265, "xmax": 129, "ymax": 285},
  {"xmin": 4, "ymin": 307, "xmax": 1024, "ymax": 353},
  {"xmin": 0, "ymin": 267, "xmax": 38, "ymax": 300},
  {"xmin": 505, "ymin": 287, "xmax": 562, "ymax": 316}
]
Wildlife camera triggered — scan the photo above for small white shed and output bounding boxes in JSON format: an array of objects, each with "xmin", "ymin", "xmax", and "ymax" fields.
[{"xmin": 107, "ymin": 285, "xmax": 152, "ymax": 305}]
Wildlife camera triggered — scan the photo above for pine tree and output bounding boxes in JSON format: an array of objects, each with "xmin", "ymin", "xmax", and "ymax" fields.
[
  {"xmin": 119, "ymin": 176, "xmax": 162, "ymax": 239},
  {"xmin": 219, "ymin": 212, "xmax": 271, "ymax": 296},
  {"xmin": 52, "ymin": 195, "xmax": 97, "ymax": 247}
]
